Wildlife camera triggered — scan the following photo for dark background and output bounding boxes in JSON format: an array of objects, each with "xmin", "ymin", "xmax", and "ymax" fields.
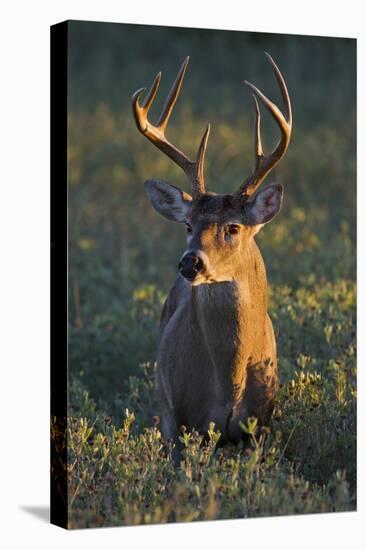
[{"xmin": 67, "ymin": 21, "xmax": 356, "ymax": 406}]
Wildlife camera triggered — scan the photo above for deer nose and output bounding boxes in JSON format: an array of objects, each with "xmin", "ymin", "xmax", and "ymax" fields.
[{"xmin": 178, "ymin": 251, "xmax": 205, "ymax": 281}]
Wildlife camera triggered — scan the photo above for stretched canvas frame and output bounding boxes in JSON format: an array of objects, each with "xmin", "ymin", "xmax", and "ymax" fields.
[{"xmin": 51, "ymin": 20, "xmax": 356, "ymax": 529}]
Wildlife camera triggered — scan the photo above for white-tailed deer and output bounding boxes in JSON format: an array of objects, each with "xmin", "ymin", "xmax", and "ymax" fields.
[{"xmin": 132, "ymin": 54, "xmax": 292, "ymax": 461}]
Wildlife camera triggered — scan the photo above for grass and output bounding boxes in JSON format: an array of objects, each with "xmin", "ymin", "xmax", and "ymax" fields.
[
  {"xmin": 66, "ymin": 280, "xmax": 356, "ymax": 528},
  {"xmin": 62, "ymin": 23, "xmax": 356, "ymax": 528}
]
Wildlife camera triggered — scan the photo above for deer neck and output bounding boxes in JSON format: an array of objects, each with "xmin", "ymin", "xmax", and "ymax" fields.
[
  {"xmin": 190, "ymin": 239, "xmax": 268, "ymax": 402},
  {"xmin": 191, "ymin": 239, "xmax": 268, "ymax": 323}
]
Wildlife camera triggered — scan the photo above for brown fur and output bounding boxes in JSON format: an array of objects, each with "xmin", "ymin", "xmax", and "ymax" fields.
[{"xmin": 155, "ymin": 193, "xmax": 279, "ymax": 460}]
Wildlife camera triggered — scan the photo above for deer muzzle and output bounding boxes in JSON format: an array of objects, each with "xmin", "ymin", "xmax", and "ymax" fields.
[{"xmin": 178, "ymin": 250, "xmax": 208, "ymax": 282}]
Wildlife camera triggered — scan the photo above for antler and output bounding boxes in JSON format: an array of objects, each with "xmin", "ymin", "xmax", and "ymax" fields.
[
  {"xmin": 132, "ymin": 57, "xmax": 210, "ymax": 199},
  {"xmin": 233, "ymin": 53, "xmax": 292, "ymax": 200}
]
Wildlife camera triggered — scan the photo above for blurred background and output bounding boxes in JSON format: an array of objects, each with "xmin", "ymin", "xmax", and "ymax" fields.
[{"xmin": 67, "ymin": 21, "xmax": 356, "ymax": 407}]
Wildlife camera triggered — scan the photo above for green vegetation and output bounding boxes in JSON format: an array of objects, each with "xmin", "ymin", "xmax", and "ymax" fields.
[{"xmin": 65, "ymin": 22, "xmax": 356, "ymax": 528}]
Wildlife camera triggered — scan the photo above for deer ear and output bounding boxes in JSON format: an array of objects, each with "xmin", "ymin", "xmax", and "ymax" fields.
[
  {"xmin": 248, "ymin": 183, "xmax": 283, "ymax": 225},
  {"xmin": 144, "ymin": 180, "xmax": 192, "ymax": 223}
]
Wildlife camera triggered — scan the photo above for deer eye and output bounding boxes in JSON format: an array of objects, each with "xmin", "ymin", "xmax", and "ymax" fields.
[
  {"xmin": 186, "ymin": 223, "xmax": 192, "ymax": 234},
  {"xmin": 226, "ymin": 224, "xmax": 240, "ymax": 235}
]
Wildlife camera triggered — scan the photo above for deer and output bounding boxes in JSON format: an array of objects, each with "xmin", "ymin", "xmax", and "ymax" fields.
[{"xmin": 132, "ymin": 53, "xmax": 292, "ymax": 462}]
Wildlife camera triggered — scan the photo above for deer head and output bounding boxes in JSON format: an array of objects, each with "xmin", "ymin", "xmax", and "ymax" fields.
[{"xmin": 132, "ymin": 54, "xmax": 292, "ymax": 285}]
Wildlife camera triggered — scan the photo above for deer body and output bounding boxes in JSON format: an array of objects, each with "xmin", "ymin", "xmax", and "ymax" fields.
[
  {"xmin": 132, "ymin": 54, "xmax": 292, "ymax": 458},
  {"xmin": 158, "ymin": 245, "xmax": 278, "ymax": 446}
]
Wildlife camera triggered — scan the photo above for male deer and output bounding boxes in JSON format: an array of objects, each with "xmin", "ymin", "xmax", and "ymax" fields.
[{"xmin": 132, "ymin": 54, "xmax": 292, "ymax": 461}]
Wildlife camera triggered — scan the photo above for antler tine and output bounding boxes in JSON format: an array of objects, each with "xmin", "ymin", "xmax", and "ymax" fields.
[
  {"xmin": 265, "ymin": 52, "xmax": 292, "ymax": 124},
  {"xmin": 234, "ymin": 54, "xmax": 292, "ymax": 200},
  {"xmin": 253, "ymin": 94, "xmax": 263, "ymax": 169},
  {"xmin": 195, "ymin": 124, "xmax": 211, "ymax": 194},
  {"xmin": 132, "ymin": 58, "xmax": 209, "ymax": 199},
  {"xmin": 157, "ymin": 57, "xmax": 189, "ymax": 131},
  {"xmin": 143, "ymin": 71, "xmax": 162, "ymax": 112},
  {"xmin": 131, "ymin": 71, "xmax": 161, "ymax": 131}
]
